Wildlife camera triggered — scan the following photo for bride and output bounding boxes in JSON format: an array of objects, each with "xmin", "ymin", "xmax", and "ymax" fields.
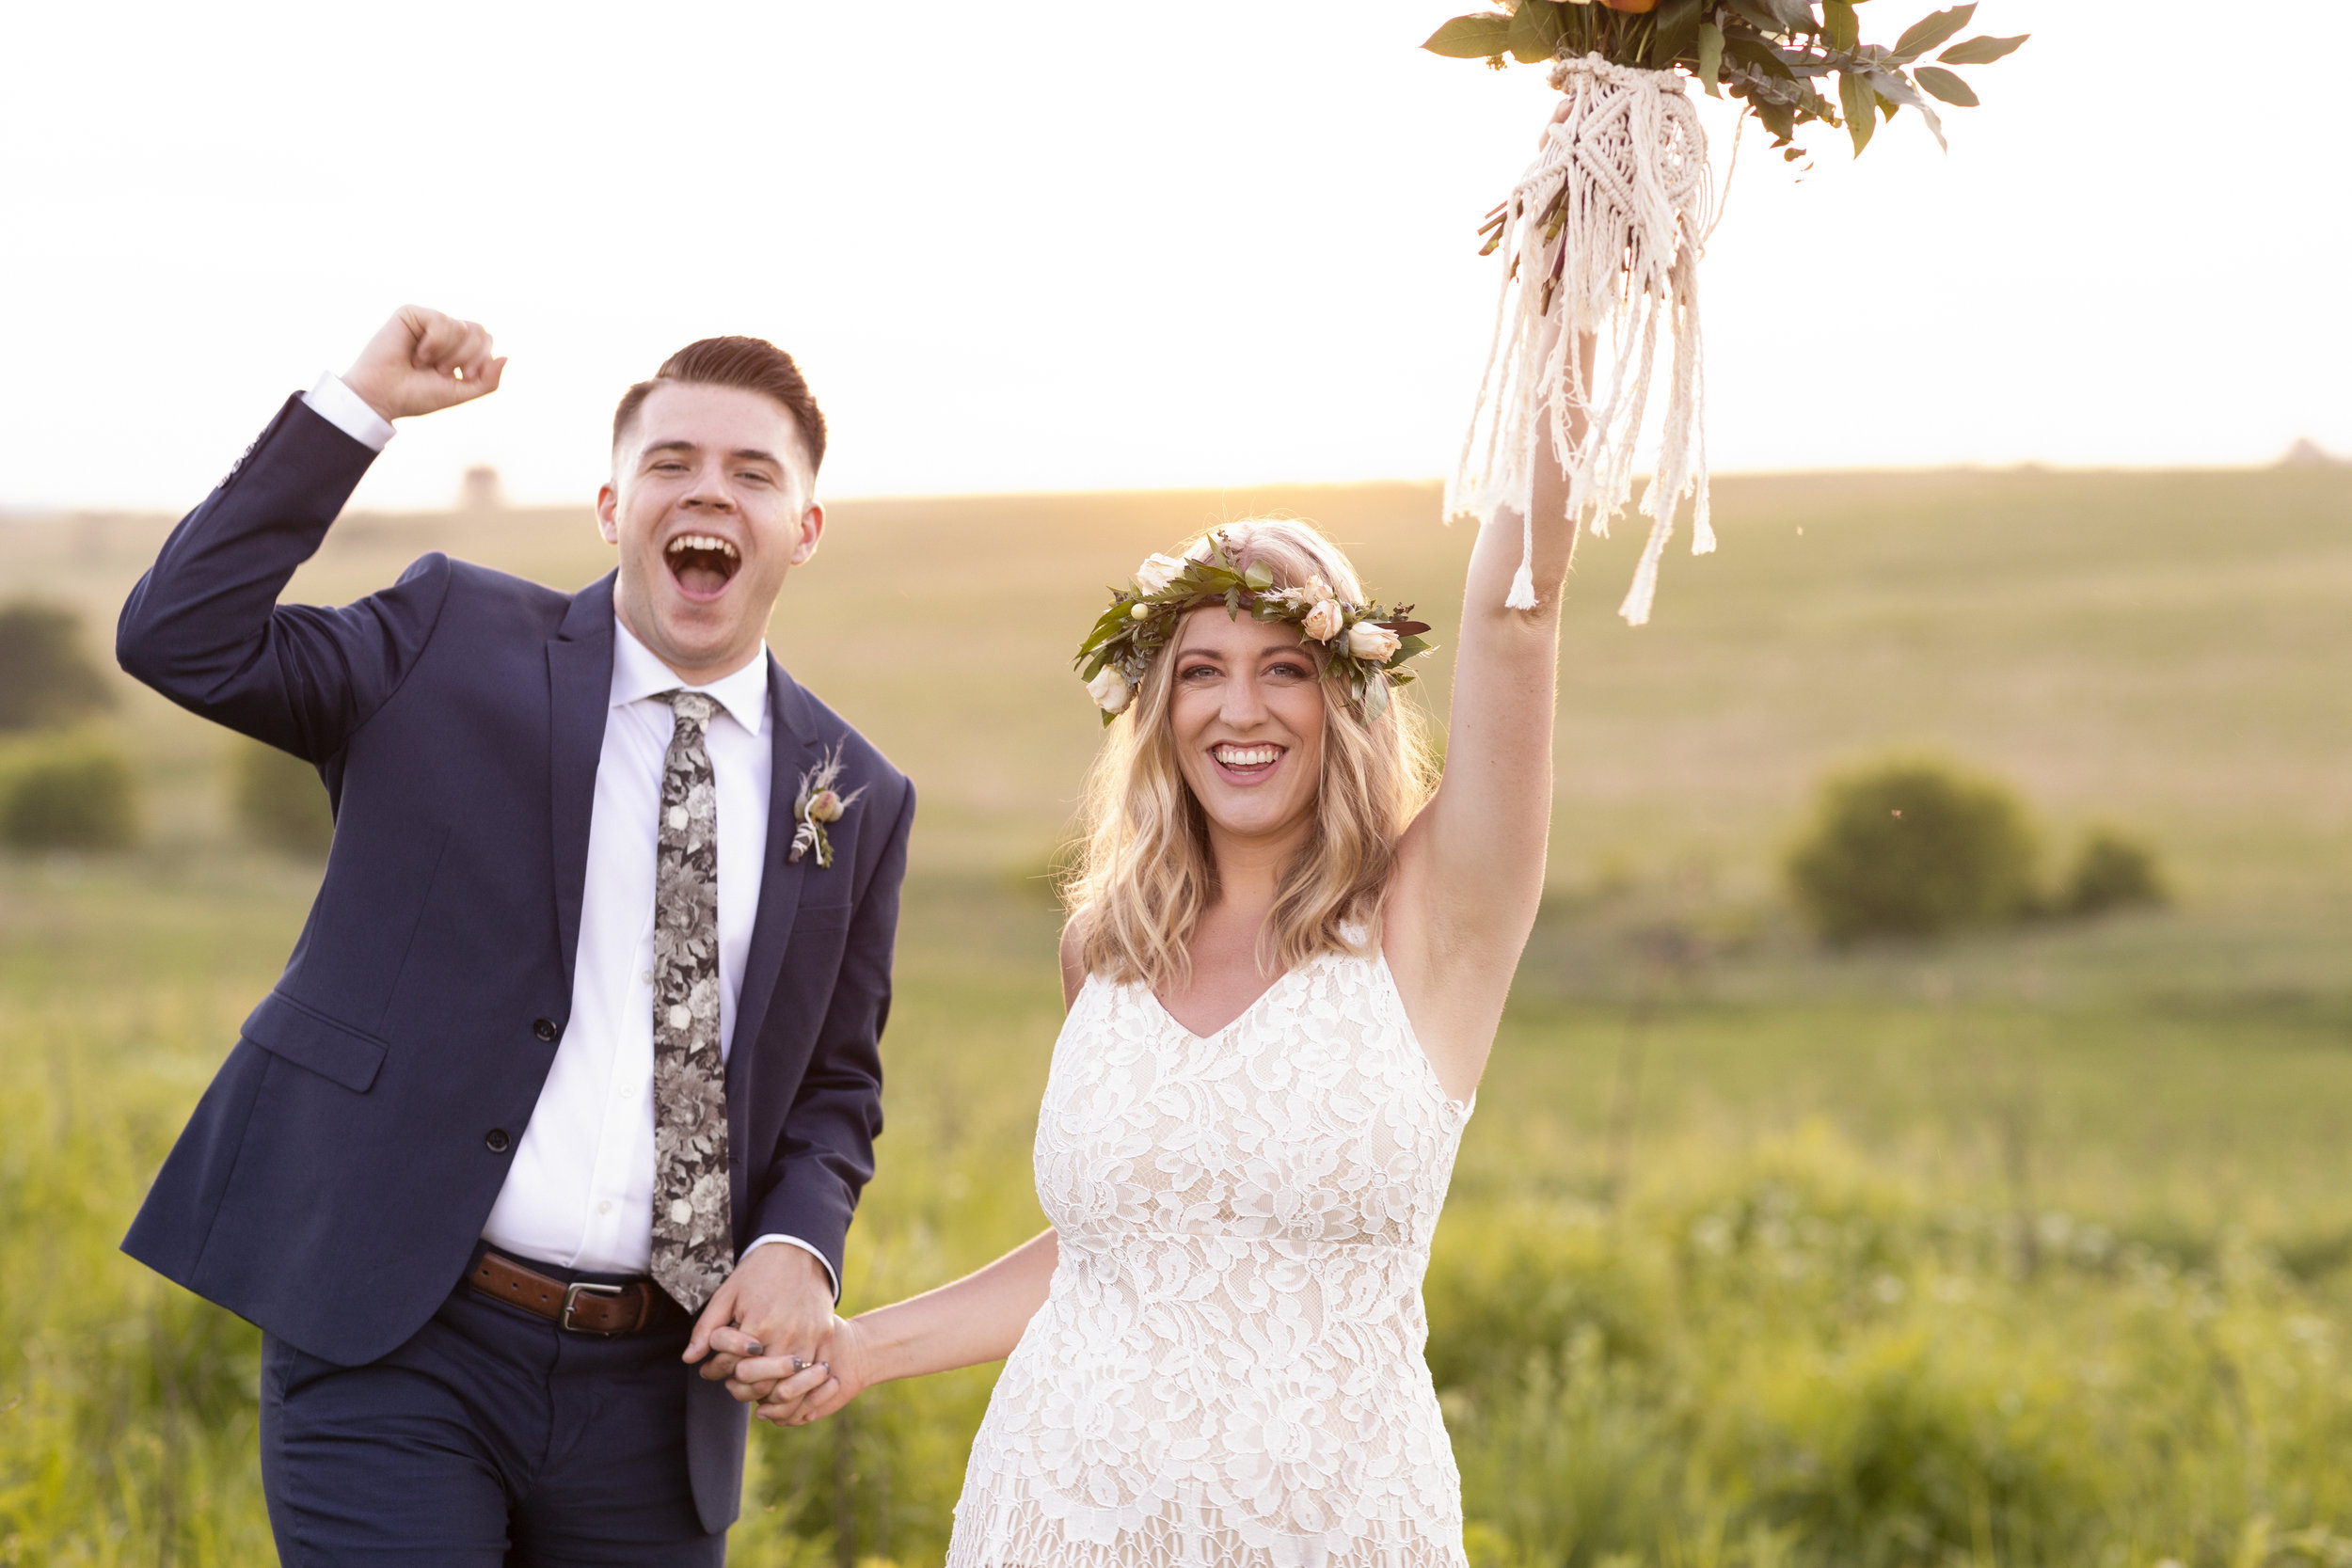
[{"xmin": 729, "ymin": 439, "xmax": 1574, "ymax": 1564}]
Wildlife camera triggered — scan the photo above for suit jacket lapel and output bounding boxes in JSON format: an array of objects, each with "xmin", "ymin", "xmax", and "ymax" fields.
[
  {"xmin": 726, "ymin": 653, "xmax": 821, "ymax": 1142},
  {"xmin": 547, "ymin": 574, "xmax": 618, "ymax": 989}
]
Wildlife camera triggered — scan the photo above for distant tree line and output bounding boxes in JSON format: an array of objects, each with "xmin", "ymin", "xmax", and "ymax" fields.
[{"xmin": 0, "ymin": 595, "xmax": 2178, "ymax": 916}]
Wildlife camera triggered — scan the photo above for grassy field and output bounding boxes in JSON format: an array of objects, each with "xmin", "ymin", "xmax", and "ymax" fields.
[{"xmin": 3, "ymin": 462, "xmax": 2349, "ymax": 1565}]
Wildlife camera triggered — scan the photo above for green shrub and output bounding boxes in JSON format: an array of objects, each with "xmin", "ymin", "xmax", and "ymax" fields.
[
  {"xmin": 1787, "ymin": 758, "xmax": 2041, "ymax": 943},
  {"xmin": 2060, "ymin": 828, "xmax": 2168, "ymax": 917},
  {"xmin": 230, "ymin": 741, "xmax": 333, "ymax": 857},
  {"xmin": 0, "ymin": 599, "xmax": 115, "ymax": 732},
  {"xmin": 0, "ymin": 738, "xmax": 138, "ymax": 850}
]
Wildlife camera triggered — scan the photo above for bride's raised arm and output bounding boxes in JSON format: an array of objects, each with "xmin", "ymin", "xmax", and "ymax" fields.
[{"xmin": 1386, "ymin": 329, "xmax": 1586, "ymax": 1103}]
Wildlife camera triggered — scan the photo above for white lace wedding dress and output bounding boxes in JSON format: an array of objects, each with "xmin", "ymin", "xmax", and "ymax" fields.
[{"xmin": 946, "ymin": 945, "xmax": 1475, "ymax": 1568}]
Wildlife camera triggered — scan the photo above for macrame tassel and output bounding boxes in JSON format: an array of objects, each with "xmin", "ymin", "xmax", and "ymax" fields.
[
  {"xmin": 1505, "ymin": 515, "xmax": 1539, "ymax": 610},
  {"xmin": 1446, "ymin": 54, "xmax": 1713, "ymax": 625}
]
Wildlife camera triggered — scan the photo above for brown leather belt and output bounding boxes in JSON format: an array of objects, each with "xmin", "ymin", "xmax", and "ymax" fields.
[{"xmin": 467, "ymin": 1250, "xmax": 684, "ymax": 1337}]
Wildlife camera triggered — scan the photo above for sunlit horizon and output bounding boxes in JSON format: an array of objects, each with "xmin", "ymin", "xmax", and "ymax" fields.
[{"xmin": 5, "ymin": 0, "xmax": 2345, "ymax": 515}]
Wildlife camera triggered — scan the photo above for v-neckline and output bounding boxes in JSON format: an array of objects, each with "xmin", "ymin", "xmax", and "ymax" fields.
[{"xmin": 1145, "ymin": 966, "xmax": 1298, "ymax": 1043}]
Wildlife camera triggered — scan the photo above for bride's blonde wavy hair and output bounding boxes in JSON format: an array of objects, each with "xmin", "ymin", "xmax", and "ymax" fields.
[{"xmin": 1061, "ymin": 517, "xmax": 1440, "ymax": 990}]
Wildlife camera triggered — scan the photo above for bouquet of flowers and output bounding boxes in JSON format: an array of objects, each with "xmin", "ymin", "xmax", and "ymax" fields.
[{"xmin": 1428, "ymin": 0, "xmax": 2024, "ymax": 623}]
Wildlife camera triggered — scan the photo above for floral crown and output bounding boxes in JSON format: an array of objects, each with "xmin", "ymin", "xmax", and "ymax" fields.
[{"xmin": 1073, "ymin": 531, "xmax": 1436, "ymax": 725}]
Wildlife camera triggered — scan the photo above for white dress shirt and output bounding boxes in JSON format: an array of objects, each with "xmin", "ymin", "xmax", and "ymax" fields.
[{"xmin": 301, "ymin": 373, "xmax": 833, "ymax": 1293}]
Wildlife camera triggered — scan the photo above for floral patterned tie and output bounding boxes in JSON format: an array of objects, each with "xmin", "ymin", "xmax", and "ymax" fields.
[{"xmin": 649, "ymin": 690, "xmax": 732, "ymax": 1312}]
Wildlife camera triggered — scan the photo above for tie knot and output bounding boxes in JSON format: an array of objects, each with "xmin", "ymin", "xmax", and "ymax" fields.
[{"xmin": 660, "ymin": 689, "xmax": 718, "ymax": 730}]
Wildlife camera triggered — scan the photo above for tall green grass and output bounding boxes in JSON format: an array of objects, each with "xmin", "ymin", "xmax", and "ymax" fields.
[{"xmin": 8, "ymin": 859, "xmax": 2352, "ymax": 1566}]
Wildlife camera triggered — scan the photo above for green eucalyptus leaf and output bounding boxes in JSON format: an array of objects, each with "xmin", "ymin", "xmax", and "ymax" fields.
[
  {"xmin": 1870, "ymin": 69, "xmax": 1946, "ymax": 148},
  {"xmin": 1892, "ymin": 3, "xmax": 1975, "ymax": 62},
  {"xmin": 1422, "ymin": 12, "xmax": 1516, "ymax": 58},
  {"xmin": 1723, "ymin": 33, "xmax": 1797, "ymax": 82},
  {"xmin": 1739, "ymin": 0, "xmax": 1806, "ymax": 29},
  {"xmin": 1648, "ymin": 0, "xmax": 1704, "ymax": 66},
  {"xmin": 1913, "ymin": 64, "xmax": 1978, "ymax": 104},
  {"xmin": 1820, "ymin": 0, "xmax": 1857, "ymax": 53},
  {"xmin": 1360, "ymin": 673, "xmax": 1392, "ymax": 721},
  {"xmin": 1695, "ymin": 20, "xmax": 1724, "ymax": 90},
  {"xmin": 1508, "ymin": 0, "xmax": 1567, "ymax": 64},
  {"xmin": 1838, "ymin": 69, "xmax": 1877, "ymax": 154},
  {"xmin": 1244, "ymin": 561, "xmax": 1275, "ymax": 590},
  {"xmin": 1936, "ymin": 31, "xmax": 2026, "ymax": 64}
]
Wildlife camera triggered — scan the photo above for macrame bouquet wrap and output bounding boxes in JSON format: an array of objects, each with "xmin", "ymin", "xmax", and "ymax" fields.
[
  {"xmin": 1425, "ymin": 0, "xmax": 2027, "ymax": 623},
  {"xmin": 1450, "ymin": 53, "xmax": 1714, "ymax": 625}
]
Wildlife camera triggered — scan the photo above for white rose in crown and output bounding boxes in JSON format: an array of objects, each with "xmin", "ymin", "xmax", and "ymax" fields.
[
  {"xmin": 1301, "ymin": 600, "xmax": 1344, "ymax": 643},
  {"xmin": 1345, "ymin": 622, "xmax": 1402, "ymax": 662},
  {"xmin": 1134, "ymin": 553, "xmax": 1188, "ymax": 595},
  {"xmin": 1087, "ymin": 665, "xmax": 1134, "ymax": 716}
]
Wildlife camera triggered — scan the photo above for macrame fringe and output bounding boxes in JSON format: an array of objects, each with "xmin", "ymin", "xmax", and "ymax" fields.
[{"xmin": 1445, "ymin": 53, "xmax": 1715, "ymax": 625}]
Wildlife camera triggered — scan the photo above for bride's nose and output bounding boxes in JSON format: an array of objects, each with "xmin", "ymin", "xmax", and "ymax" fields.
[{"xmin": 1219, "ymin": 670, "xmax": 1270, "ymax": 728}]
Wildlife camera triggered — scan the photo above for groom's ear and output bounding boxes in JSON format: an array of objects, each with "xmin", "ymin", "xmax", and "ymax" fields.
[
  {"xmin": 596, "ymin": 482, "xmax": 622, "ymax": 546},
  {"xmin": 788, "ymin": 501, "xmax": 825, "ymax": 567}
]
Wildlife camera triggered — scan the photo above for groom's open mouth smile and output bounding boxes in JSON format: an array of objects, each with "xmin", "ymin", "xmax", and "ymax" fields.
[
  {"xmin": 1210, "ymin": 743, "xmax": 1286, "ymax": 784},
  {"xmin": 663, "ymin": 532, "xmax": 742, "ymax": 602}
]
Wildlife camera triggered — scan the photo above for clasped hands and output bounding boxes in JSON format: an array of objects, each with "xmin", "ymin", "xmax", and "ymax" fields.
[{"xmin": 681, "ymin": 1243, "xmax": 868, "ymax": 1429}]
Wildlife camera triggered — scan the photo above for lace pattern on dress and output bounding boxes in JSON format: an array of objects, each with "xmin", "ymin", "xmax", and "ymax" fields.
[{"xmin": 946, "ymin": 947, "xmax": 1474, "ymax": 1568}]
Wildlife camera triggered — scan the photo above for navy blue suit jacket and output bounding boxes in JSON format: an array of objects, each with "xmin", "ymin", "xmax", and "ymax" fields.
[{"xmin": 116, "ymin": 396, "xmax": 913, "ymax": 1531}]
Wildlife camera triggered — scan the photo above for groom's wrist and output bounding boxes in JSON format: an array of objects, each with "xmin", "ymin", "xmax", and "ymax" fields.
[
  {"xmin": 741, "ymin": 1233, "xmax": 840, "ymax": 1301},
  {"xmin": 302, "ymin": 372, "xmax": 396, "ymax": 452}
]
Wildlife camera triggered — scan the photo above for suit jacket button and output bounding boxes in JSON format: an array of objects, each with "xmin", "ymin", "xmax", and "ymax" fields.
[
  {"xmin": 485, "ymin": 1129, "xmax": 511, "ymax": 1153},
  {"xmin": 532, "ymin": 1018, "xmax": 559, "ymax": 1042}
]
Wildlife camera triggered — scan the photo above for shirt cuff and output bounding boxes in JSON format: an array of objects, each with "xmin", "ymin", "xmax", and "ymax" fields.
[
  {"xmin": 301, "ymin": 372, "xmax": 396, "ymax": 452},
  {"xmin": 741, "ymin": 1233, "xmax": 840, "ymax": 1301}
]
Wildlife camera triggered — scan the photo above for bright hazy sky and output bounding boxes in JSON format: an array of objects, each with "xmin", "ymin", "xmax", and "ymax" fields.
[{"xmin": 4, "ymin": 1, "xmax": 2345, "ymax": 513}]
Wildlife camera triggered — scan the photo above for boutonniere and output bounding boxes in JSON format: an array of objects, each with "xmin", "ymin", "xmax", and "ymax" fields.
[{"xmin": 787, "ymin": 743, "xmax": 866, "ymax": 868}]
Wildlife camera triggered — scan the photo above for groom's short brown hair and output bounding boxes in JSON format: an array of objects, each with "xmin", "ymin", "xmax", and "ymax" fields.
[{"xmin": 612, "ymin": 337, "xmax": 828, "ymax": 474}]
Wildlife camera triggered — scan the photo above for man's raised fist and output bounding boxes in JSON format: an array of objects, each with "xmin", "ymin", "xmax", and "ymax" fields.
[{"xmin": 343, "ymin": 306, "xmax": 507, "ymax": 422}]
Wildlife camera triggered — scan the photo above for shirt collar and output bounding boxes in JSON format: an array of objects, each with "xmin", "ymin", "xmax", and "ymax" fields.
[{"xmin": 609, "ymin": 612, "xmax": 770, "ymax": 737}]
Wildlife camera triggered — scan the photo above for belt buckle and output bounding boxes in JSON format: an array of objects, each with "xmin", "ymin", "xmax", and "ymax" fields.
[{"xmin": 561, "ymin": 1280, "xmax": 628, "ymax": 1335}]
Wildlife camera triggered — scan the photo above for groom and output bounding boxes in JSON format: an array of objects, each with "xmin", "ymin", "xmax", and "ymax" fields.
[{"xmin": 117, "ymin": 306, "xmax": 913, "ymax": 1562}]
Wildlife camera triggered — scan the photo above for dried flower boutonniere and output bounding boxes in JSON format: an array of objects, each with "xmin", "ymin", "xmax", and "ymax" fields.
[{"xmin": 787, "ymin": 744, "xmax": 866, "ymax": 868}]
